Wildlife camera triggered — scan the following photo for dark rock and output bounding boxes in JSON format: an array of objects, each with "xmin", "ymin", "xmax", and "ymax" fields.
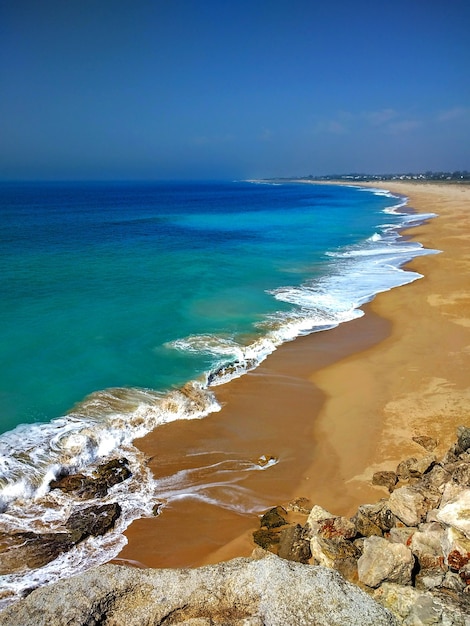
[
  {"xmin": 252, "ymin": 528, "xmax": 280, "ymax": 550},
  {"xmin": 259, "ymin": 506, "xmax": 287, "ymax": 529},
  {"xmin": 412, "ymin": 436, "xmax": 438, "ymax": 452},
  {"xmin": 0, "ymin": 532, "xmax": 74, "ymax": 574},
  {"xmin": 49, "ymin": 458, "xmax": 132, "ymax": 500},
  {"xmin": 278, "ymin": 524, "xmax": 311, "ymax": 563},
  {"xmin": 65, "ymin": 503, "xmax": 122, "ymax": 543},
  {"xmin": 372, "ymin": 471, "xmax": 398, "ymax": 492}
]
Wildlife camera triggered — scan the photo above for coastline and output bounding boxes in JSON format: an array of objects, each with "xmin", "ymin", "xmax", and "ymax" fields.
[{"xmin": 118, "ymin": 181, "xmax": 470, "ymax": 569}]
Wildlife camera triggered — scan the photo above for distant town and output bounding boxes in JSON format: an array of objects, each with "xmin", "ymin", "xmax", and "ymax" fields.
[{"xmin": 296, "ymin": 170, "xmax": 470, "ymax": 182}]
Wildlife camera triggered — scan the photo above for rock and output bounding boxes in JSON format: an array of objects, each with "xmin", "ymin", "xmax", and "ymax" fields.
[
  {"xmin": 388, "ymin": 486, "xmax": 429, "ymax": 527},
  {"xmin": 252, "ymin": 528, "xmax": 280, "ymax": 550},
  {"xmin": 0, "ymin": 554, "xmax": 399, "ymax": 626},
  {"xmin": 412, "ymin": 436, "xmax": 438, "ymax": 452},
  {"xmin": 372, "ymin": 471, "xmax": 398, "ymax": 491},
  {"xmin": 259, "ymin": 506, "xmax": 287, "ymax": 529},
  {"xmin": 388, "ymin": 527, "xmax": 416, "ymax": 546},
  {"xmin": 375, "ymin": 582, "xmax": 470, "ymax": 626},
  {"xmin": 419, "ymin": 464, "xmax": 451, "ymax": 493},
  {"xmin": 456, "ymin": 425, "xmax": 470, "ymax": 454},
  {"xmin": 49, "ymin": 458, "xmax": 132, "ymax": 499},
  {"xmin": 0, "ymin": 532, "xmax": 74, "ymax": 574},
  {"xmin": 440, "ymin": 526, "xmax": 470, "ymax": 572},
  {"xmin": 306, "ymin": 504, "xmax": 334, "ymax": 528},
  {"xmin": 436, "ymin": 488, "xmax": 470, "ymax": 539},
  {"xmin": 317, "ymin": 516, "xmax": 357, "ymax": 540},
  {"xmin": 357, "ymin": 536, "xmax": 414, "ymax": 588},
  {"xmin": 277, "ymin": 524, "xmax": 311, "ymax": 563},
  {"xmin": 310, "ymin": 535, "xmax": 359, "ymax": 569},
  {"xmin": 255, "ymin": 454, "xmax": 276, "ymax": 468},
  {"xmin": 352, "ymin": 508, "xmax": 383, "ymax": 537},
  {"xmin": 65, "ymin": 503, "xmax": 121, "ymax": 542},
  {"xmin": 285, "ymin": 496, "xmax": 312, "ymax": 514},
  {"xmin": 396, "ymin": 455, "xmax": 436, "ymax": 480}
]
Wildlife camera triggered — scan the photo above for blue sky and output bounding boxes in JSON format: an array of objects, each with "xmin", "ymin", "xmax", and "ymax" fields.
[{"xmin": 1, "ymin": 0, "xmax": 469, "ymax": 180}]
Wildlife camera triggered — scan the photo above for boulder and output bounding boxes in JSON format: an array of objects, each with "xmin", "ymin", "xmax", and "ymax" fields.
[
  {"xmin": 396, "ymin": 455, "xmax": 436, "ymax": 480},
  {"xmin": 0, "ymin": 554, "xmax": 399, "ymax": 626},
  {"xmin": 277, "ymin": 524, "xmax": 311, "ymax": 563},
  {"xmin": 412, "ymin": 436, "xmax": 438, "ymax": 452},
  {"xmin": 388, "ymin": 486, "xmax": 428, "ymax": 527},
  {"xmin": 0, "ymin": 532, "xmax": 74, "ymax": 574},
  {"xmin": 357, "ymin": 536, "xmax": 414, "ymax": 588},
  {"xmin": 374, "ymin": 582, "xmax": 470, "ymax": 626},
  {"xmin": 456, "ymin": 426, "xmax": 470, "ymax": 454},
  {"xmin": 437, "ymin": 488, "xmax": 470, "ymax": 539},
  {"xmin": 259, "ymin": 506, "xmax": 287, "ymax": 529},
  {"xmin": 49, "ymin": 458, "xmax": 132, "ymax": 499},
  {"xmin": 65, "ymin": 503, "xmax": 122, "ymax": 542},
  {"xmin": 440, "ymin": 526, "xmax": 470, "ymax": 572},
  {"xmin": 372, "ymin": 471, "xmax": 398, "ymax": 491}
]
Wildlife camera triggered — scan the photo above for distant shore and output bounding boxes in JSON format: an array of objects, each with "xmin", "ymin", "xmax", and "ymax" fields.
[{"xmin": 118, "ymin": 181, "xmax": 470, "ymax": 568}]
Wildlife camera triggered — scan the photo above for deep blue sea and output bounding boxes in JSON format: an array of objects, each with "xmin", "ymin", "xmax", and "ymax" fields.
[{"xmin": 0, "ymin": 180, "xmax": 437, "ymax": 604}]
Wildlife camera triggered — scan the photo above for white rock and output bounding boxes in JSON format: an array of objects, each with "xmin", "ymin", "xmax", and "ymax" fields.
[
  {"xmin": 437, "ymin": 488, "xmax": 470, "ymax": 539},
  {"xmin": 389, "ymin": 486, "xmax": 427, "ymax": 527},
  {"xmin": 358, "ymin": 536, "xmax": 414, "ymax": 588}
]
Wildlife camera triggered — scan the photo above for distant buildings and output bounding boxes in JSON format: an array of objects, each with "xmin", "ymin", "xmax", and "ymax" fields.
[{"xmin": 301, "ymin": 171, "xmax": 470, "ymax": 182}]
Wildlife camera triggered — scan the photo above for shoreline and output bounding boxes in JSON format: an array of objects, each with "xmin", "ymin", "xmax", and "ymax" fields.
[{"xmin": 118, "ymin": 181, "xmax": 470, "ymax": 569}]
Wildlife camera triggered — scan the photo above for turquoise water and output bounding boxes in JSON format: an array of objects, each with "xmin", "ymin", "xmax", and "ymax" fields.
[
  {"xmin": 0, "ymin": 180, "xmax": 438, "ymax": 605},
  {"xmin": 0, "ymin": 180, "xmax": 411, "ymax": 431}
]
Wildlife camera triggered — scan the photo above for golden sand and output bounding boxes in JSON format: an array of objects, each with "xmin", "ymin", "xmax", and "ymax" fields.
[{"xmin": 117, "ymin": 182, "xmax": 470, "ymax": 569}]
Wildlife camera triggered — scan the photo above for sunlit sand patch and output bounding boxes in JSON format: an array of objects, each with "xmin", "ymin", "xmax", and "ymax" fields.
[{"xmin": 380, "ymin": 377, "xmax": 470, "ymax": 457}]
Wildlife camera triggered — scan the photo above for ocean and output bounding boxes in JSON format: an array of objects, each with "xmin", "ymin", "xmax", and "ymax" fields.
[{"xmin": 0, "ymin": 180, "xmax": 437, "ymax": 605}]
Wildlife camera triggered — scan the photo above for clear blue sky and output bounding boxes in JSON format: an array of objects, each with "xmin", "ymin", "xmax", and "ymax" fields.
[{"xmin": 1, "ymin": 0, "xmax": 469, "ymax": 180}]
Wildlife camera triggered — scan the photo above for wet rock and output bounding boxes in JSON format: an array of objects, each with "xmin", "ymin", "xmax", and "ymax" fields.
[
  {"xmin": 372, "ymin": 471, "xmax": 398, "ymax": 491},
  {"xmin": 412, "ymin": 435, "xmax": 438, "ymax": 452},
  {"xmin": 259, "ymin": 506, "xmax": 287, "ymax": 529},
  {"xmin": 277, "ymin": 524, "xmax": 311, "ymax": 563},
  {"xmin": 49, "ymin": 458, "xmax": 131, "ymax": 499},
  {"xmin": 285, "ymin": 497, "xmax": 312, "ymax": 514},
  {"xmin": 65, "ymin": 503, "xmax": 122, "ymax": 543},
  {"xmin": 0, "ymin": 532, "xmax": 74, "ymax": 574},
  {"xmin": 358, "ymin": 536, "xmax": 414, "ymax": 588},
  {"xmin": 255, "ymin": 454, "xmax": 276, "ymax": 468}
]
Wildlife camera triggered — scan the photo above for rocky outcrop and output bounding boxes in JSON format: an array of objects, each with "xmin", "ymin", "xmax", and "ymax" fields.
[
  {"xmin": 0, "ymin": 552, "xmax": 398, "ymax": 626},
  {"xmin": 49, "ymin": 457, "xmax": 132, "ymax": 499},
  {"xmin": 252, "ymin": 426, "xmax": 470, "ymax": 624},
  {"xmin": 0, "ymin": 503, "xmax": 121, "ymax": 574},
  {"xmin": 2, "ymin": 429, "xmax": 470, "ymax": 625}
]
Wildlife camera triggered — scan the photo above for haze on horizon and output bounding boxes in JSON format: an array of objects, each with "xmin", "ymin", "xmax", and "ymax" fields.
[{"xmin": 1, "ymin": 0, "xmax": 469, "ymax": 181}]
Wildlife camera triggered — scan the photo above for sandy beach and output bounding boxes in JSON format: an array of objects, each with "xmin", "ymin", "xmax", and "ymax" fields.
[{"xmin": 118, "ymin": 181, "xmax": 470, "ymax": 569}]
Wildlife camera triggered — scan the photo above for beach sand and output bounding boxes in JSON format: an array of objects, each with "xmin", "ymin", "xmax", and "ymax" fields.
[{"xmin": 117, "ymin": 182, "xmax": 470, "ymax": 569}]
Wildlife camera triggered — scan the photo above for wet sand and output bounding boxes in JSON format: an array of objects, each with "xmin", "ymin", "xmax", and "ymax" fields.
[{"xmin": 118, "ymin": 182, "xmax": 470, "ymax": 569}]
